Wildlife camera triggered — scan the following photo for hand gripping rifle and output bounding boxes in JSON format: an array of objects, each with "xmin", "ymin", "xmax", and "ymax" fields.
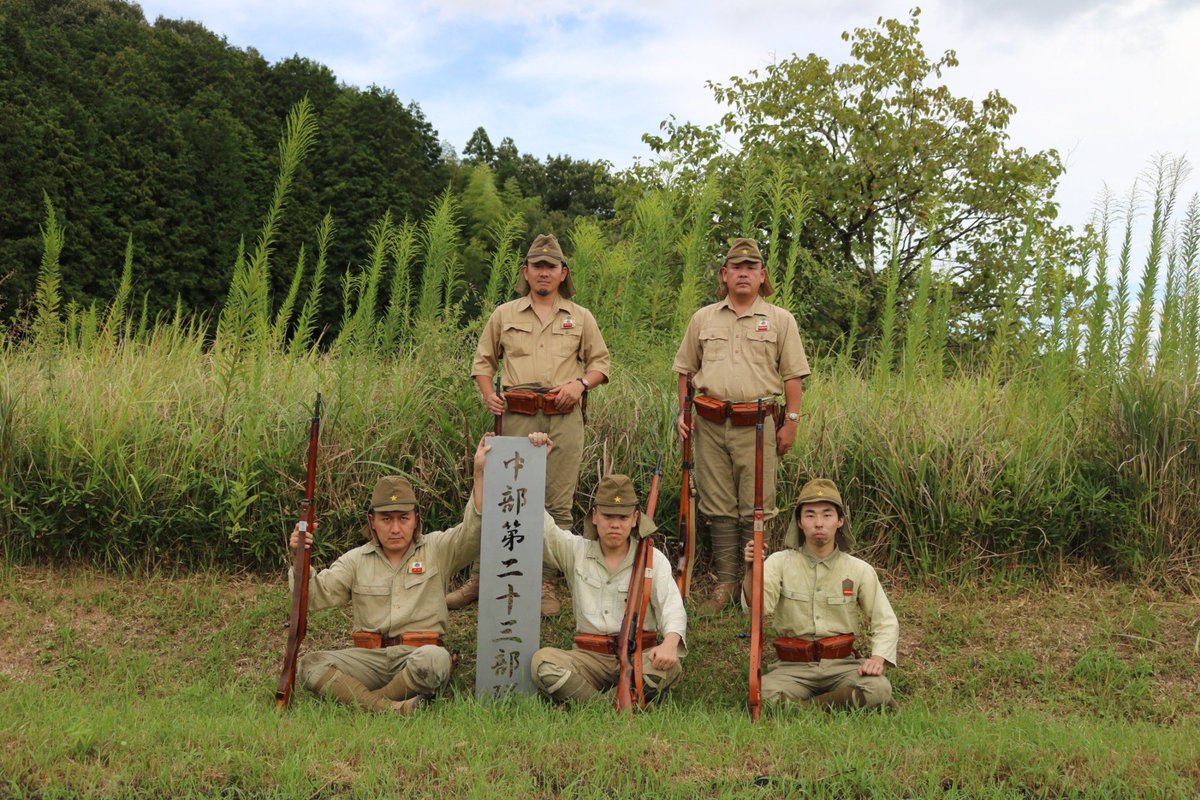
[
  {"xmin": 674, "ymin": 379, "xmax": 697, "ymax": 599},
  {"xmin": 274, "ymin": 393, "xmax": 321, "ymax": 710},
  {"xmin": 615, "ymin": 453, "xmax": 662, "ymax": 712},
  {"xmin": 747, "ymin": 399, "xmax": 766, "ymax": 721}
]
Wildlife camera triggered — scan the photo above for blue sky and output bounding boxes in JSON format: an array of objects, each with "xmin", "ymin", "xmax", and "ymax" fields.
[{"xmin": 134, "ymin": 0, "xmax": 1199, "ymax": 236}]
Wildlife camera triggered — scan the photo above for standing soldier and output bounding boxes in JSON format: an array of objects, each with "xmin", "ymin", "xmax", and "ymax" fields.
[
  {"xmin": 673, "ymin": 237, "xmax": 810, "ymax": 614},
  {"xmin": 743, "ymin": 478, "xmax": 898, "ymax": 709},
  {"xmin": 450, "ymin": 233, "xmax": 612, "ymax": 615}
]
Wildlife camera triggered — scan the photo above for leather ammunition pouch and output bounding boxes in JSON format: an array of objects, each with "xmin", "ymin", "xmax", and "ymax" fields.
[
  {"xmin": 693, "ymin": 395, "xmax": 779, "ymax": 427},
  {"xmin": 504, "ymin": 388, "xmax": 574, "ymax": 417},
  {"xmin": 573, "ymin": 631, "xmax": 658, "ymax": 656},
  {"xmin": 351, "ymin": 630, "xmax": 445, "ymax": 649},
  {"xmin": 773, "ymin": 633, "xmax": 856, "ymax": 662}
]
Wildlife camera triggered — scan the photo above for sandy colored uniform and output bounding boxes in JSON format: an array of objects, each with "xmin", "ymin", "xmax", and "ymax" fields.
[
  {"xmin": 473, "ymin": 296, "xmax": 611, "ymax": 527},
  {"xmin": 294, "ymin": 503, "xmax": 482, "ymax": 697},
  {"xmin": 672, "ymin": 296, "xmax": 809, "ymax": 521},
  {"xmin": 746, "ymin": 547, "xmax": 898, "ymax": 707},
  {"xmin": 530, "ymin": 514, "xmax": 687, "ymax": 701}
]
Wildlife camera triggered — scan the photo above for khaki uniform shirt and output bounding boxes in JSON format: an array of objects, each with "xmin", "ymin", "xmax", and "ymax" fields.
[
  {"xmin": 672, "ymin": 296, "xmax": 809, "ymax": 401},
  {"xmin": 472, "ymin": 296, "xmax": 611, "ymax": 389},
  {"xmin": 292, "ymin": 503, "xmax": 482, "ymax": 637},
  {"xmin": 749, "ymin": 547, "xmax": 899, "ymax": 665},
  {"xmin": 541, "ymin": 514, "xmax": 687, "ymax": 651}
]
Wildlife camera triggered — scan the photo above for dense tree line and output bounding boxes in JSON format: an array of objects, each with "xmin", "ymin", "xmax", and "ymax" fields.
[{"xmin": 0, "ymin": 0, "xmax": 617, "ymax": 330}]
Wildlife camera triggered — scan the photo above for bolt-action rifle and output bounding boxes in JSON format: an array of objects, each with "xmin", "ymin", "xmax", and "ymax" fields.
[
  {"xmin": 675, "ymin": 379, "xmax": 697, "ymax": 599},
  {"xmin": 615, "ymin": 453, "xmax": 662, "ymax": 712},
  {"xmin": 747, "ymin": 399, "xmax": 766, "ymax": 721},
  {"xmin": 493, "ymin": 375, "xmax": 503, "ymax": 435},
  {"xmin": 274, "ymin": 393, "xmax": 321, "ymax": 710}
]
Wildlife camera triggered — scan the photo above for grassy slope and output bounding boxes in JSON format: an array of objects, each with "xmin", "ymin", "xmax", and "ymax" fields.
[{"xmin": 1, "ymin": 565, "xmax": 1197, "ymax": 799}]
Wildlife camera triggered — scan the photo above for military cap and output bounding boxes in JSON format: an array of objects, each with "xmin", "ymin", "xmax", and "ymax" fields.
[
  {"xmin": 370, "ymin": 475, "xmax": 417, "ymax": 513},
  {"xmin": 725, "ymin": 237, "xmax": 764, "ymax": 264},
  {"xmin": 583, "ymin": 473, "xmax": 658, "ymax": 540},
  {"xmin": 515, "ymin": 233, "xmax": 577, "ymax": 298},
  {"xmin": 593, "ymin": 474, "xmax": 639, "ymax": 515}
]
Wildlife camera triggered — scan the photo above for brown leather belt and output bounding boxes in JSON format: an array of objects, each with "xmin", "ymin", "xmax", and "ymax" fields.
[
  {"xmin": 693, "ymin": 395, "xmax": 778, "ymax": 426},
  {"xmin": 574, "ymin": 631, "xmax": 658, "ymax": 655},
  {"xmin": 351, "ymin": 630, "xmax": 445, "ymax": 649},
  {"xmin": 504, "ymin": 388, "xmax": 574, "ymax": 417},
  {"xmin": 774, "ymin": 633, "xmax": 856, "ymax": 662}
]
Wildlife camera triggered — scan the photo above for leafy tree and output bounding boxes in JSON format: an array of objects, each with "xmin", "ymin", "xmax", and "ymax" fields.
[{"xmin": 642, "ymin": 10, "xmax": 1068, "ymax": 347}]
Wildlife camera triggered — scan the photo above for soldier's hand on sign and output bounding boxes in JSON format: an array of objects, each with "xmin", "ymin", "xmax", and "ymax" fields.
[{"xmin": 526, "ymin": 431, "xmax": 553, "ymax": 451}]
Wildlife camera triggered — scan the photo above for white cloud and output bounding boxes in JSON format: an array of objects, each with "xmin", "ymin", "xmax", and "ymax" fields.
[{"xmin": 135, "ymin": 0, "xmax": 1200, "ymax": 232}]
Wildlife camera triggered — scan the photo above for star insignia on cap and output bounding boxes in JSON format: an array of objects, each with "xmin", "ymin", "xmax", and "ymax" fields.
[
  {"xmin": 817, "ymin": 490, "xmax": 825, "ymax": 496},
  {"xmin": 390, "ymin": 495, "xmax": 398, "ymax": 501},
  {"xmin": 613, "ymin": 495, "xmax": 623, "ymax": 503}
]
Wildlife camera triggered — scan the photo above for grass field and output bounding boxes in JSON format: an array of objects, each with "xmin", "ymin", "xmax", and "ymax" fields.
[{"xmin": 2, "ymin": 564, "xmax": 1197, "ymax": 798}]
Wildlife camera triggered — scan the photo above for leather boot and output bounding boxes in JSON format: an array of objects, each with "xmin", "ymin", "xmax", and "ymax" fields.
[
  {"xmin": 698, "ymin": 581, "xmax": 739, "ymax": 615},
  {"xmin": 806, "ymin": 685, "xmax": 865, "ymax": 710},
  {"xmin": 446, "ymin": 572, "xmax": 480, "ymax": 610},
  {"xmin": 540, "ymin": 579, "xmax": 563, "ymax": 616}
]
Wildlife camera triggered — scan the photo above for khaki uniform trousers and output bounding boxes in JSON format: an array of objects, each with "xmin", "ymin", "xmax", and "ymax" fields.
[
  {"xmin": 761, "ymin": 657, "xmax": 892, "ymax": 708},
  {"xmin": 693, "ymin": 414, "xmax": 778, "ymax": 522},
  {"xmin": 298, "ymin": 645, "xmax": 452, "ymax": 699},
  {"xmin": 531, "ymin": 646, "xmax": 682, "ymax": 702},
  {"xmin": 502, "ymin": 405, "xmax": 584, "ymax": 529}
]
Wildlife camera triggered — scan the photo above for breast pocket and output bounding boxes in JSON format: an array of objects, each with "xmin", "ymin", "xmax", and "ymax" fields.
[
  {"xmin": 745, "ymin": 329, "xmax": 778, "ymax": 367},
  {"xmin": 500, "ymin": 322, "xmax": 534, "ymax": 358},
  {"xmin": 402, "ymin": 565, "xmax": 438, "ymax": 591},
  {"xmin": 352, "ymin": 583, "xmax": 392, "ymax": 629},
  {"xmin": 780, "ymin": 587, "xmax": 813, "ymax": 618},
  {"xmin": 552, "ymin": 326, "xmax": 582, "ymax": 360},
  {"xmin": 699, "ymin": 328, "xmax": 730, "ymax": 362}
]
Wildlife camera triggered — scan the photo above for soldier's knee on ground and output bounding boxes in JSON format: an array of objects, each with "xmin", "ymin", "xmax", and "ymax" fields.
[
  {"xmin": 855, "ymin": 675, "xmax": 892, "ymax": 709},
  {"xmin": 405, "ymin": 645, "xmax": 453, "ymax": 693},
  {"xmin": 298, "ymin": 652, "xmax": 336, "ymax": 693},
  {"xmin": 531, "ymin": 648, "xmax": 595, "ymax": 703},
  {"xmin": 642, "ymin": 664, "xmax": 681, "ymax": 703}
]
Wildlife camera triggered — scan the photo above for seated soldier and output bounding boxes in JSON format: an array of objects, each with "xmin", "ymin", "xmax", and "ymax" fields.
[
  {"xmin": 287, "ymin": 433, "xmax": 547, "ymax": 714},
  {"xmin": 529, "ymin": 443, "xmax": 687, "ymax": 704},
  {"xmin": 743, "ymin": 478, "xmax": 898, "ymax": 709}
]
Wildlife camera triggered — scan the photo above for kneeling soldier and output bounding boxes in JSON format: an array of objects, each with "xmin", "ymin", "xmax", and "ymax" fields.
[
  {"xmin": 288, "ymin": 434, "xmax": 540, "ymax": 714},
  {"xmin": 530, "ymin": 463, "xmax": 687, "ymax": 704},
  {"xmin": 743, "ymin": 478, "xmax": 898, "ymax": 709}
]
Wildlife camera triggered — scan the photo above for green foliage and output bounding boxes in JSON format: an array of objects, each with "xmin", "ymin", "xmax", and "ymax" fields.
[{"xmin": 643, "ymin": 10, "xmax": 1069, "ymax": 347}]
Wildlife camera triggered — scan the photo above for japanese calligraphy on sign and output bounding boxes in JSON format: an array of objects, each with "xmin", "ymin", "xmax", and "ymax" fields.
[{"xmin": 475, "ymin": 436, "xmax": 546, "ymax": 698}]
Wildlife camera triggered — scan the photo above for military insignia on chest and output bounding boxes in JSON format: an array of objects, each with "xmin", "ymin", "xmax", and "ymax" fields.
[
  {"xmin": 562, "ymin": 316, "xmax": 576, "ymax": 329},
  {"xmin": 842, "ymin": 578, "xmax": 854, "ymax": 597},
  {"xmin": 756, "ymin": 317, "xmax": 769, "ymax": 331},
  {"xmin": 410, "ymin": 561, "xmax": 425, "ymax": 574}
]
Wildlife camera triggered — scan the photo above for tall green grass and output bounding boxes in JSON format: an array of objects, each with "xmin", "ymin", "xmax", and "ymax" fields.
[{"xmin": 3, "ymin": 102, "xmax": 1198, "ymax": 581}]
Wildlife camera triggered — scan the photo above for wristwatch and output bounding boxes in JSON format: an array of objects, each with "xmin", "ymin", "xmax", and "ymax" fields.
[
  {"xmin": 784, "ymin": 411, "xmax": 800, "ymax": 423},
  {"xmin": 577, "ymin": 376, "xmax": 590, "ymax": 389}
]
